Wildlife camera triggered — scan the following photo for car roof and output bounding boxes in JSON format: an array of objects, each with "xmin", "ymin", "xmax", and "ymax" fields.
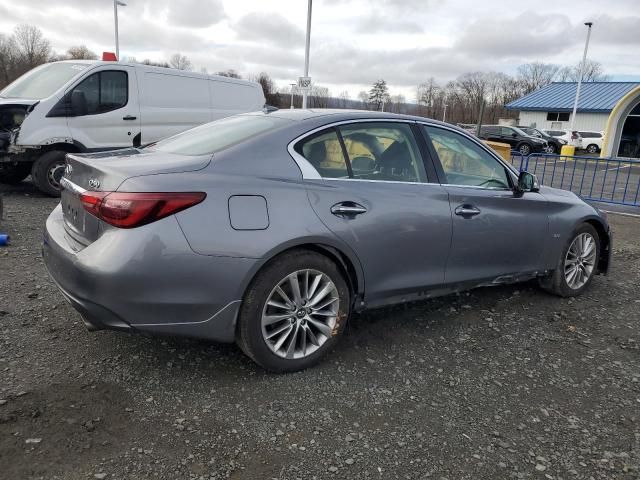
[{"xmin": 244, "ymin": 108, "xmax": 461, "ymax": 130}]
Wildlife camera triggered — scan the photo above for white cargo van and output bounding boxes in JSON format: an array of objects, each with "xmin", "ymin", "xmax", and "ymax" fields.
[{"xmin": 0, "ymin": 60, "xmax": 265, "ymax": 195}]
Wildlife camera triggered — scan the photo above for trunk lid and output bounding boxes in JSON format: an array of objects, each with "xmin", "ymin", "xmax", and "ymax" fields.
[{"xmin": 61, "ymin": 149, "xmax": 210, "ymax": 246}]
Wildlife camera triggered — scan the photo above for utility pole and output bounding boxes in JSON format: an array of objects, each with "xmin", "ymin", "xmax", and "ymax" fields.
[
  {"xmin": 113, "ymin": 0, "xmax": 126, "ymax": 60},
  {"xmin": 570, "ymin": 22, "xmax": 593, "ymax": 134},
  {"xmin": 302, "ymin": 0, "xmax": 312, "ymax": 109},
  {"xmin": 290, "ymin": 83, "xmax": 296, "ymax": 109}
]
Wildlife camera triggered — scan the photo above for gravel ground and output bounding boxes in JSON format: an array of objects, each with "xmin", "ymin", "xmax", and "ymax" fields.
[{"xmin": 1, "ymin": 181, "xmax": 639, "ymax": 480}]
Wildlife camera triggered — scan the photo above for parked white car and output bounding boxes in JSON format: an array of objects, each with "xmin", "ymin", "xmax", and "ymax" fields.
[
  {"xmin": 578, "ymin": 131, "xmax": 605, "ymax": 155},
  {"xmin": 0, "ymin": 60, "xmax": 265, "ymax": 195},
  {"xmin": 542, "ymin": 129, "xmax": 583, "ymax": 150}
]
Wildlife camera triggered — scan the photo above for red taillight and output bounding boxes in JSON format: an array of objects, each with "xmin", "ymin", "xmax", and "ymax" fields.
[{"xmin": 79, "ymin": 191, "xmax": 206, "ymax": 228}]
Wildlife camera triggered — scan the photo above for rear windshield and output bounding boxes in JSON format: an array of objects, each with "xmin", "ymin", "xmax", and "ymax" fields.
[
  {"xmin": 147, "ymin": 115, "xmax": 288, "ymax": 156},
  {"xmin": 0, "ymin": 62, "xmax": 89, "ymax": 99}
]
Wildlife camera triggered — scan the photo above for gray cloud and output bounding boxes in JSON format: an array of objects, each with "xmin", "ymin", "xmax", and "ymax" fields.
[
  {"xmin": 168, "ymin": 0, "xmax": 226, "ymax": 28},
  {"xmin": 234, "ymin": 12, "xmax": 304, "ymax": 47},
  {"xmin": 355, "ymin": 13, "xmax": 424, "ymax": 34},
  {"xmin": 455, "ymin": 12, "xmax": 580, "ymax": 56}
]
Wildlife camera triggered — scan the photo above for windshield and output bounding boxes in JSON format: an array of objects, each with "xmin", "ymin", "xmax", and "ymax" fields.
[
  {"xmin": 146, "ymin": 115, "xmax": 289, "ymax": 156},
  {"xmin": 521, "ymin": 127, "xmax": 543, "ymax": 137},
  {"xmin": 511, "ymin": 127, "xmax": 530, "ymax": 137},
  {"xmin": 0, "ymin": 62, "xmax": 89, "ymax": 100}
]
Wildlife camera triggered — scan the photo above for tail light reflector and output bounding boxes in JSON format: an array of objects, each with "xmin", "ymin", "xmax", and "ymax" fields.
[{"xmin": 80, "ymin": 191, "xmax": 206, "ymax": 228}]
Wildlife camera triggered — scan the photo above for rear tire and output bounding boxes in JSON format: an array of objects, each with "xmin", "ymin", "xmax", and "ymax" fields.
[
  {"xmin": 32, "ymin": 150, "xmax": 67, "ymax": 197},
  {"xmin": 0, "ymin": 163, "xmax": 31, "ymax": 184},
  {"xmin": 236, "ymin": 250, "xmax": 351, "ymax": 372},
  {"xmin": 539, "ymin": 223, "xmax": 600, "ymax": 297},
  {"xmin": 586, "ymin": 144, "xmax": 599, "ymax": 154},
  {"xmin": 517, "ymin": 143, "xmax": 532, "ymax": 156}
]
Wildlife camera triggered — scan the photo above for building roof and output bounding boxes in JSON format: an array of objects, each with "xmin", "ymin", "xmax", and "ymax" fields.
[{"xmin": 506, "ymin": 82, "xmax": 640, "ymax": 113}]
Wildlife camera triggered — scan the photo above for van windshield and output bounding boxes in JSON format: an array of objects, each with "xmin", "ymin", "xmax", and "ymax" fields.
[
  {"xmin": 146, "ymin": 115, "xmax": 289, "ymax": 156},
  {"xmin": 0, "ymin": 62, "xmax": 90, "ymax": 100}
]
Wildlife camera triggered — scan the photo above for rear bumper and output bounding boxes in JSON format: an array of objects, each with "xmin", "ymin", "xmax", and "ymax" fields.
[{"xmin": 43, "ymin": 204, "xmax": 255, "ymax": 343}]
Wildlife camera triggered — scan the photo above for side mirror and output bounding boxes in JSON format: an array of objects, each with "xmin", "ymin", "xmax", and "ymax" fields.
[
  {"xmin": 512, "ymin": 133, "xmax": 518, "ymax": 138},
  {"xmin": 516, "ymin": 171, "xmax": 539, "ymax": 194},
  {"xmin": 69, "ymin": 90, "xmax": 88, "ymax": 116}
]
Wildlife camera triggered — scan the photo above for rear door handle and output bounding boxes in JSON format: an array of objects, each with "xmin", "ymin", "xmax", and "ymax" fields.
[
  {"xmin": 455, "ymin": 205, "xmax": 481, "ymax": 217},
  {"xmin": 123, "ymin": 115, "xmax": 137, "ymax": 121},
  {"xmin": 331, "ymin": 202, "xmax": 367, "ymax": 217}
]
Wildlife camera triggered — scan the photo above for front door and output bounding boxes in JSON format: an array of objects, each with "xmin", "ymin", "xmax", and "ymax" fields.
[
  {"xmin": 294, "ymin": 121, "xmax": 452, "ymax": 306},
  {"xmin": 66, "ymin": 66, "xmax": 140, "ymax": 150},
  {"xmin": 422, "ymin": 124, "xmax": 550, "ymax": 284}
]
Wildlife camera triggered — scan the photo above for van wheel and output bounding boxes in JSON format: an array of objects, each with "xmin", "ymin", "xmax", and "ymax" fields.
[
  {"xmin": 0, "ymin": 163, "xmax": 32, "ymax": 184},
  {"xmin": 236, "ymin": 250, "xmax": 350, "ymax": 372},
  {"xmin": 32, "ymin": 151, "xmax": 67, "ymax": 197}
]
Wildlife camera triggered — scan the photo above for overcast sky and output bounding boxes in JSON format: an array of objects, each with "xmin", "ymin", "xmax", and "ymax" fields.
[{"xmin": 1, "ymin": 0, "xmax": 639, "ymax": 100}]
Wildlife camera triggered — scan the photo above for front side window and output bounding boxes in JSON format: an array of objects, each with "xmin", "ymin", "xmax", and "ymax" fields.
[
  {"xmin": 424, "ymin": 126, "xmax": 511, "ymax": 189},
  {"xmin": 70, "ymin": 71, "xmax": 128, "ymax": 115},
  {"xmin": 500, "ymin": 127, "xmax": 514, "ymax": 136},
  {"xmin": 295, "ymin": 122, "xmax": 427, "ymax": 183}
]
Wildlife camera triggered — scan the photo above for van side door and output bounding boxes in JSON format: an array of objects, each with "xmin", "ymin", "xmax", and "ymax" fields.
[{"xmin": 65, "ymin": 66, "xmax": 140, "ymax": 150}]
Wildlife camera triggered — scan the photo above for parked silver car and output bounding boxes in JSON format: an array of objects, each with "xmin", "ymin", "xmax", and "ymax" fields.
[{"xmin": 43, "ymin": 110, "xmax": 611, "ymax": 372}]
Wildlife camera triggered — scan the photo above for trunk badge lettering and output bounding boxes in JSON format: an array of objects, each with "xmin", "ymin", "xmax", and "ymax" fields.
[{"xmin": 89, "ymin": 178, "xmax": 101, "ymax": 189}]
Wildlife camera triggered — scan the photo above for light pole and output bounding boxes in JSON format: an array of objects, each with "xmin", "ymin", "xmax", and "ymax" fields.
[
  {"xmin": 442, "ymin": 102, "xmax": 448, "ymax": 123},
  {"xmin": 302, "ymin": 0, "xmax": 312, "ymax": 109},
  {"xmin": 569, "ymin": 22, "xmax": 593, "ymax": 134},
  {"xmin": 290, "ymin": 83, "xmax": 296, "ymax": 109},
  {"xmin": 113, "ymin": 0, "xmax": 127, "ymax": 60}
]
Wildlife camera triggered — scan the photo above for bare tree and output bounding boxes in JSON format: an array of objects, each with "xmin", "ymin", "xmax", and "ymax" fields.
[
  {"xmin": 517, "ymin": 62, "xmax": 560, "ymax": 94},
  {"xmin": 66, "ymin": 45, "xmax": 98, "ymax": 60},
  {"xmin": 557, "ymin": 60, "xmax": 610, "ymax": 82},
  {"xmin": 368, "ymin": 79, "xmax": 390, "ymax": 111},
  {"xmin": 169, "ymin": 53, "xmax": 192, "ymax": 71},
  {"xmin": 309, "ymin": 85, "xmax": 330, "ymax": 108},
  {"xmin": 254, "ymin": 72, "xmax": 277, "ymax": 105},
  {"xmin": 417, "ymin": 78, "xmax": 440, "ymax": 117},
  {"xmin": 12, "ymin": 24, "xmax": 50, "ymax": 71},
  {"xmin": 0, "ymin": 34, "xmax": 16, "ymax": 87},
  {"xmin": 217, "ymin": 69, "xmax": 241, "ymax": 78}
]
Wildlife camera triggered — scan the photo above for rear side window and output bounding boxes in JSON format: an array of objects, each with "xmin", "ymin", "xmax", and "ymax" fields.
[
  {"xmin": 70, "ymin": 70, "xmax": 128, "ymax": 115},
  {"xmin": 295, "ymin": 129, "xmax": 349, "ymax": 179},
  {"xmin": 579, "ymin": 132, "xmax": 601, "ymax": 138},
  {"xmin": 148, "ymin": 115, "xmax": 287, "ymax": 156}
]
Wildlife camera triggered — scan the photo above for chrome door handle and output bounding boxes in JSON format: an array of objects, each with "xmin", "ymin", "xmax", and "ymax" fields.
[
  {"xmin": 331, "ymin": 202, "xmax": 367, "ymax": 217},
  {"xmin": 455, "ymin": 205, "xmax": 481, "ymax": 217}
]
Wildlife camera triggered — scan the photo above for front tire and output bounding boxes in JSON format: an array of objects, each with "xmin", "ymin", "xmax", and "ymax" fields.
[
  {"xmin": 540, "ymin": 223, "xmax": 600, "ymax": 297},
  {"xmin": 236, "ymin": 250, "xmax": 351, "ymax": 372},
  {"xmin": 32, "ymin": 150, "xmax": 67, "ymax": 197},
  {"xmin": 0, "ymin": 162, "xmax": 31, "ymax": 184}
]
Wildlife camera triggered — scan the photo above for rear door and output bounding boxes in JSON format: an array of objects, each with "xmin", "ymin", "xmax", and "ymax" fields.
[
  {"xmin": 422, "ymin": 124, "xmax": 550, "ymax": 284},
  {"xmin": 295, "ymin": 120, "xmax": 452, "ymax": 306},
  {"xmin": 66, "ymin": 66, "xmax": 140, "ymax": 149}
]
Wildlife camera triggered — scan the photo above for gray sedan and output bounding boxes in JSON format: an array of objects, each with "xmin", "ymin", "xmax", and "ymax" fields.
[{"xmin": 43, "ymin": 110, "xmax": 611, "ymax": 372}]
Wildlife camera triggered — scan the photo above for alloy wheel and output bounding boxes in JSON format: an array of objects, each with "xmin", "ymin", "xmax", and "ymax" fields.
[
  {"xmin": 519, "ymin": 144, "xmax": 531, "ymax": 155},
  {"xmin": 564, "ymin": 233, "xmax": 597, "ymax": 290},
  {"xmin": 261, "ymin": 269, "xmax": 339, "ymax": 359}
]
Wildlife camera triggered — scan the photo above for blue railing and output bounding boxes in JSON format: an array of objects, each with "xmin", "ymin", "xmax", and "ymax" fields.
[{"xmin": 509, "ymin": 152, "xmax": 640, "ymax": 207}]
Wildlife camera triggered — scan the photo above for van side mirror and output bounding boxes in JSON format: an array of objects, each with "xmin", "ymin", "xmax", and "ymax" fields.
[
  {"xmin": 516, "ymin": 171, "xmax": 539, "ymax": 194},
  {"xmin": 70, "ymin": 90, "xmax": 88, "ymax": 116}
]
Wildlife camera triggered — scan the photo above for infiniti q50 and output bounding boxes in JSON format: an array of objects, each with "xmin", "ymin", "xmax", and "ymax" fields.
[{"xmin": 43, "ymin": 110, "xmax": 611, "ymax": 372}]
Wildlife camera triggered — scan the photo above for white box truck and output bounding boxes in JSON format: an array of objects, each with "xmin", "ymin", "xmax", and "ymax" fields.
[{"xmin": 0, "ymin": 60, "xmax": 265, "ymax": 195}]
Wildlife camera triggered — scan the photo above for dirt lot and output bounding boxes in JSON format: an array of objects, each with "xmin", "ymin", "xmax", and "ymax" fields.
[{"xmin": 1, "ymin": 181, "xmax": 639, "ymax": 480}]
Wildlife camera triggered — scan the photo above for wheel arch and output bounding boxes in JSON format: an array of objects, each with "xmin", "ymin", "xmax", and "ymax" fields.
[
  {"xmin": 583, "ymin": 217, "xmax": 611, "ymax": 274},
  {"xmin": 239, "ymin": 240, "xmax": 365, "ymax": 311}
]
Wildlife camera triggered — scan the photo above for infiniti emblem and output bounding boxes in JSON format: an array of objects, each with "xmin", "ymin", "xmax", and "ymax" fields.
[{"xmin": 88, "ymin": 178, "xmax": 101, "ymax": 189}]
